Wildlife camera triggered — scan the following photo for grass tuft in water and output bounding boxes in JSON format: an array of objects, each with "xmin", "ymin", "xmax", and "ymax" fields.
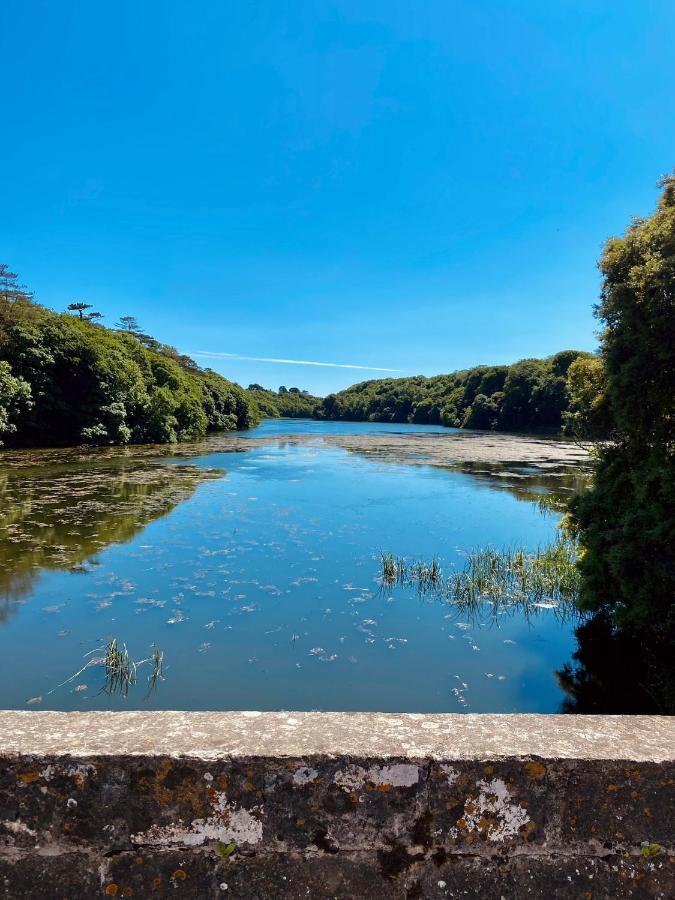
[
  {"xmin": 380, "ymin": 552, "xmax": 440, "ymax": 590},
  {"xmin": 379, "ymin": 538, "xmax": 581, "ymax": 621},
  {"xmin": 47, "ymin": 638, "xmax": 165, "ymax": 699},
  {"xmin": 102, "ymin": 638, "xmax": 136, "ymax": 696}
]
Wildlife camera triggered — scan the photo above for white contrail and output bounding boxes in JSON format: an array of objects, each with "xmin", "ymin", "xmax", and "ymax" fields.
[{"xmin": 191, "ymin": 351, "xmax": 400, "ymax": 373}]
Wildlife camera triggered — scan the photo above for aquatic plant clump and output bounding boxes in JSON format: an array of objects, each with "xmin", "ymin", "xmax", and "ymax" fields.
[
  {"xmin": 380, "ymin": 538, "xmax": 581, "ymax": 620},
  {"xmin": 44, "ymin": 639, "xmax": 165, "ymax": 701}
]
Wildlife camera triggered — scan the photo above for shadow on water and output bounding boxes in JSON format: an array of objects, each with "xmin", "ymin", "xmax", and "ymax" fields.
[
  {"xmin": 0, "ymin": 453, "xmax": 224, "ymax": 618},
  {"xmin": 556, "ymin": 613, "xmax": 674, "ymax": 714}
]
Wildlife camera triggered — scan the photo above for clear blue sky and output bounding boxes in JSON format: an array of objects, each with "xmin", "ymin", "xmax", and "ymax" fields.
[{"xmin": 2, "ymin": 1, "xmax": 674, "ymax": 395}]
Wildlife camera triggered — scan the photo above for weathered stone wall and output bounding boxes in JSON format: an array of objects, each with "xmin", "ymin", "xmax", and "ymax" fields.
[{"xmin": 0, "ymin": 712, "xmax": 673, "ymax": 898}]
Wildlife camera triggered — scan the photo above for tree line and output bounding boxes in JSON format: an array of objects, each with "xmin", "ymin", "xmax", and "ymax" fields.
[
  {"xmin": 318, "ymin": 351, "xmax": 607, "ymax": 437},
  {"xmin": 0, "ymin": 268, "xmax": 259, "ymax": 447}
]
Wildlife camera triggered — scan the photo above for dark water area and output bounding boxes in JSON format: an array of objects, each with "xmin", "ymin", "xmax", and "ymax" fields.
[{"xmin": 0, "ymin": 420, "xmax": 593, "ymax": 713}]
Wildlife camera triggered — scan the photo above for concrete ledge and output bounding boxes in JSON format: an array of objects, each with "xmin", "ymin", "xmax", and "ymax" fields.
[{"xmin": 1, "ymin": 712, "xmax": 673, "ymax": 898}]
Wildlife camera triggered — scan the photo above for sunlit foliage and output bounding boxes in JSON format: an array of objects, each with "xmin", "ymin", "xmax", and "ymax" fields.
[
  {"xmin": 0, "ymin": 268, "xmax": 259, "ymax": 447},
  {"xmin": 320, "ymin": 350, "xmax": 604, "ymax": 434},
  {"xmin": 569, "ymin": 177, "xmax": 675, "ymax": 636}
]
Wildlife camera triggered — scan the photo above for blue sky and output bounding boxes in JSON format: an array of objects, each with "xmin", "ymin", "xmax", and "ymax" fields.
[{"xmin": 2, "ymin": 1, "xmax": 674, "ymax": 395}]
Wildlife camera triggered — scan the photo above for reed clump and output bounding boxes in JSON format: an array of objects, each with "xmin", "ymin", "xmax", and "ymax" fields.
[
  {"xmin": 380, "ymin": 552, "xmax": 441, "ymax": 590},
  {"xmin": 47, "ymin": 638, "xmax": 164, "ymax": 699},
  {"xmin": 379, "ymin": 537, "xmax": 580, "ymax": 620}
]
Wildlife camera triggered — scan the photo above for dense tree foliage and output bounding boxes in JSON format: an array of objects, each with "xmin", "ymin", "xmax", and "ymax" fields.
[
  {"xmin": 0, "ymin": 269, "xmax": 259, "ymax": 447},
  {"xmin": 567, "ymin": 177, "xmax": 675, "ymax": 711},
  {"xmin": 320, "ymin": 350, "xmax": 600, "ymax": 433},
  {"xmin": 245, "ymin": 384, "xmax": 322, "ymax": 418}
]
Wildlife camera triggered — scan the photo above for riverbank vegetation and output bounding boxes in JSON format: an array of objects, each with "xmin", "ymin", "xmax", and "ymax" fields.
[
  {"xmin": 0, "ymin": 268, "xmax": 259, "ymax": 448},
  {"xmin": 566, "ymin": 175, "xmax": 674, "ymax": 712},
  {"xmin": 320, "ymin": 349, "xmax": 607, "ymax": 436}
]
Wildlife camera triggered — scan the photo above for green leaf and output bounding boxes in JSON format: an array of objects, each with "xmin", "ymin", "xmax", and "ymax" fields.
[{"xmin": 217, "ymin": 841, "xmax": 236, "ymax": 858}]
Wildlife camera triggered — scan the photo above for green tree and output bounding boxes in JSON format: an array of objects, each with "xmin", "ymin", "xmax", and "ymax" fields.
[
  {"xmin": 116, "ymin": 315, "xmax": 141, "ymax": 334},
  {"xmin": 563, "ymin": 355, "xmax": 610, "ymax": 440},
  {"xmin": 570, "ymin": 176, "xmax": 675, "ymax": 649},
  {"xmin": 67, "ymin": 302, "xmax": 93, "ymax": 319},
  {"xmin": 0, "ymin": 361, "xmax": 32, "ymax": 445},
  {"xmin": 0, "ymin": 265, "xmax": 34, "ymax": 305}
]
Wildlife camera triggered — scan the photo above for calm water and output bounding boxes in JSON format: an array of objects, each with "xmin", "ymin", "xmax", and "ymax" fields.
[{"xmin": 0, "ymin": 420, "xmax": 589, "ymax": 713}]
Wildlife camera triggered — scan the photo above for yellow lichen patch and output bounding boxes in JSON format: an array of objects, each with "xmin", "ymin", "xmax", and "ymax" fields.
[
  {"xmin": 172, "ymin": 869, "xmax": 188, "ymax": 881},
  {"xmin": 630, "ymin": 790, "xmax": 639, "ymax": 799},
  {"xmin": 105, "ymin": 885, "xmax": 119, "ymax": 897},
  {"xmin": 606, "ymin": 784, "xmax": 620, "ymax": 792},
  {"xmin": 519, "ymin": 821, "xmax": 538, "ymax": 841},
  {"xmin": 525, "ymin": 762, "xmax": 546, "ymax": 781},
  {"xmin": 18, "ymin": 772, "xmax": 40, "ymax": 784},
  {"xmin": 296, "ymin": 818, "xmax": 305, "ymax": 827},
  {"xmin": 377, "ymin": 783, "xmax": 391, "ymax": 793},
  {"xmin": 134, "ymin": 856, "xmax": 143, "ymax": 865},
  {"xmin": 152, "ymin": 877, "xmax": 162, "ymax": 888},
  {"xmin": 121, "ymin": 888, "xmax": 133, "ymax": 897},
  {"xmin": 483, "ymin": 766, "xmax": 494, "ymax": 776},
  {"xmin": 242, "ymin": 780, "xmax": 254, "ymax": 792},
  {"xmin": 644, "ymin": 807, "xmax": 652, "ymax": 817},
  {"xmin": 157, "ymin": 759, "xmax": 173, "ymax": 782}
]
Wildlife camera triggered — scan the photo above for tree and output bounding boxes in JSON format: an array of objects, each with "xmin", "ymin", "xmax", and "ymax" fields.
[
  {"xmin": 86, "ymin": 311, "xmax": 104, "ymax": 322},
  {"xmin": 67, "ymin": 302, "xmax": 93, "ymax": 319},
  {"xmin": 0, "ymin": 361, "xmax": 32, "ymax": 445},
  {"xmin": 116, "ymin": 315, "xmax": 140, "ymax": 333},
  {"xmin": 0, "ymin": 265, "xmax": 33, "ymax": 305},
  {"xmin": 569, "ymin": 176, "xmax": 675, "ymax": 646},
  {"xmin": 462, "ymin": 393, "xmax": 501, "ymax": 430},
  {"xmin": 563, "ymin": 355, "xmax": 610, "ymax": 440}
]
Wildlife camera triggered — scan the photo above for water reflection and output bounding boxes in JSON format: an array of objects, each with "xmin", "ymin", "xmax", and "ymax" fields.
[
  {"xmin": 556, "ymin": 613, "xmax": 672, "ymax": 714},
  {"xmin": 0, "ymin": 457, "xmax": 224, "ymax": 613}
]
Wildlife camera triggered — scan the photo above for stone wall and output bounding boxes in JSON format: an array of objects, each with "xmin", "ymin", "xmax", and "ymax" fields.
[{"xmin": 0, "ymin": 711, "xmax": 673, "ymax": 898}]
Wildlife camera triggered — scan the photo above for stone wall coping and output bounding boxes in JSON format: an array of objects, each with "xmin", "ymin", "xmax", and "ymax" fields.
[{"xmin": 0, "ymin": 711, "xmax": 672, "ymax": 760}]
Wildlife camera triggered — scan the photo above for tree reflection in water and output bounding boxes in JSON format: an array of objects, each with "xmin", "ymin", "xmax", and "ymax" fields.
[
  {"xmin": 557, "ymin": 612, "xmax": 674, "ymax": 714},
  {"xmin": 0, "ymin": 454, "xmax": 224, "ymax": 620}
]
